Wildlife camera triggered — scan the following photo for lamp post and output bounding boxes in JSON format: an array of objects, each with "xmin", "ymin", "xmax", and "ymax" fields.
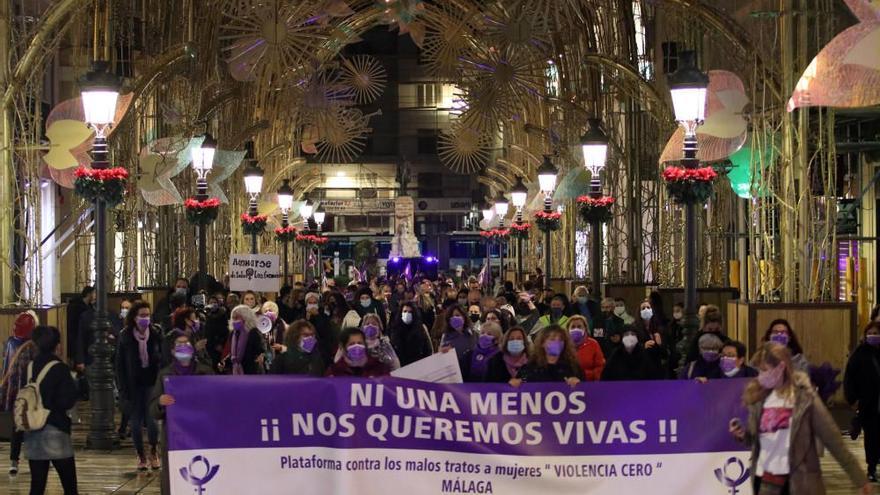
[
  {"xmin": 668, "ymin": 50, "xmax": 709, "ymax": 332},
  {"xmin": 80, "ymin": 60, "xmax": 121, "ymax": 450},
  {"xmin": 493, "ymin": 192, "xmax": 509, "ymax": 291},
  {"xmin": 580, "ymin": 118, "xmax": 609, "ymax": 299},
  {"xmin": 537, "ymin": 155, "xmax": 558, "ymax": 291},
  {"xmin": 481, "ymin": 202, "xmax": 495, "ymax": 291},
  {"xmin": 299, "ymin": 200, "xmax": 313, "ymax": 283},
  {"xmin": 276, "ymin": 179, "xmax": 294, "ymax": 285},
  {"xmin": 191, "ymin": 132, "xmax": 216, "ymax": 293},
  {"xmin": 510, "ymin": 177, "xmax": 528, "ymax": 288},
  {"xmin": 243, "ymin": 161, "xmax": 264, "ymax": 255},
  {"xmin": 313, "ymin": 205, "xmax": 326, "ymax": 281}
]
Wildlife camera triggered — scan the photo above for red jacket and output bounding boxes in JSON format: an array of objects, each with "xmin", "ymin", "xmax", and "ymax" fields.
[{"xmin": 576, "ymin": 337, "xmax": 606, "ymax": 381}]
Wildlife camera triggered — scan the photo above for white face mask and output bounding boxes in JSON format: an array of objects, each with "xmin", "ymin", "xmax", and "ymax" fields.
[
  {"xmin": 401, "ymin": 312, "xmax": 413, "ymax": 324},
  {"xmin": 622, "ymin": 335, "xmax": 638, "ymax": 350},
  {"xmin": 640, "ymin": 308, "xmax": 653, "ymax": 321},
  {"xmin": 119, "ymin": 308, "xmax": 129, "ymax": 319},
  {"xmin": 613, "ymin": 307, "xmax": 625, "ymax": 317}
]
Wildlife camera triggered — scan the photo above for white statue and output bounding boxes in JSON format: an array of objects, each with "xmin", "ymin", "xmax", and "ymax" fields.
[{"xmin": 391, "ymin": 219, "xmax": 421, "ymax": 258}]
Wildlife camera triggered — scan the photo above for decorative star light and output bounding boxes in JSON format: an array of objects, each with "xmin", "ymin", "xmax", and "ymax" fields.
[{"xmin": 207, "ymin": 149, "xmax": 248, "ymax": 203}]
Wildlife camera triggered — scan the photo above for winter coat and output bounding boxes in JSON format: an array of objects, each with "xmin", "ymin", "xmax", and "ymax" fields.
[
  {"xmin": 601, "ymin": 345, "xmax": 663, "ymax": 381},
  {"xmin": 326, "ymin": 357, "xmax": 390, "ymax": 377},
  {"xmin": 149, "ymin": 362, "xmax": 214, "ymax": 420},
  {"xmin": 742, "ymin": 372, "xmax": 867, "ymax": 495},
  {"xmin": 440, "ymin": 328, "xmax": 476, "ymax": 358},
  {"xmin": 28, "ymin": 353, "xmax": 78, "ymax": 433},
  {"xmin": 678, "ymin": 357, "xmax": 723, "ymax": 380},
  {"xmin": 1, "ymin": 340, "xmax": 37, "ymax": 411},
  {"xmin": 367, "ymin": 336, "xmax": 401, "ymax": 371},
  {"xmin": 224, "ymin": 327, "xmax": 265, "ymax": 375},
  {"xmin": 115, "ymin": 325, "xmax": 163, "ymax": 399},
  {"xmin": 517, "ymin": 360, "xmax": 584, "ymax": 382},
  {"xmin": 389, "ymin": 321, "xmax": 433, "ymax": 367},
  {"xmin": 575, "ymin": 338, "xmax": 606, "ymax": 381},
  {"xmin": 485, "ymin": 353, "xmax": 527, "ymax": 383},
  {"xmin": 845, "ymin": 342, "xmax": 880, "ymax": 419},
  {"xmin": 270, "ymin": 346, "xmax": 325, "ymax": 376},
  {"xmin": 305, "ymin": 312, "xmax": 338, "ymax": 367}
]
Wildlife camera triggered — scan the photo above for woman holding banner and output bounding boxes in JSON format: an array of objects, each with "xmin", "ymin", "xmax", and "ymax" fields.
[
  {"xmin": 731, "ymin": 343, "xmax": 871, "ymax": 495},
  {"xmin": 511, "ymin": 325, "xmax": 583, "ymax": 385},
  {"xmin": 485, "ymin": 327, "xmax": 530, "ymax": 383},
  {"xmin": 459, "ymin": 322, "xmax": 502, "ymax": 382},
  {"xmin": 327, "ymin": 328, "xmax": 391, "ymax": 377},
  {"xmin": 270, "ymin": 320, "xmax": 325, "ymax": 376}
]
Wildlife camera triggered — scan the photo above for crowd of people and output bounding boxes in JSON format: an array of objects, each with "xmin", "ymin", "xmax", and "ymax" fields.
[{"xmin": 2, "ymin": 272, "xmax": 880, "ymax": 494}]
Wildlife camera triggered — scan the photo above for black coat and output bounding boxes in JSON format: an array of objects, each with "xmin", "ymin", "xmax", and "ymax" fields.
[
  {"xmin": 29, "ymin": 353, "xmax": 78, "ymax": 433},
  {"xmin": 115, "ymin": 325, "xmax": 163, "ymax": 398},
  {"xmin": 305, "ymin": 312, "xmax": 338, "ymax": 367},
  {"xmin": 204, "ymin": 307, "xmax": 230, "ymax": 369},
  {"xmin": 389, "ymin": 319, "xmax": 433, "ymax": 367},
  {"xmin": 601, "ymin": 345, "xmax": 663, "ymax": 381},
  {"xmin": 230, "ymin": 328, "xmax": 265, "ymax": 375},
  {"xmin": 270, "ymin": 347, "xmax": 324, "ymax": 376},
  {"xmin": 517, "ymin": 361, "xmax": 584, "ymax": 382},
  {"xmin": 845, "ymin": 342, "xmax": 880, "ymax": 418},
  {"xmin": 65, "ymin": 298, "xmax": 90, "ymax": 360},
  {"xmin": 485, "ymin": 353, "xmax": 524, "ymax": 383}
]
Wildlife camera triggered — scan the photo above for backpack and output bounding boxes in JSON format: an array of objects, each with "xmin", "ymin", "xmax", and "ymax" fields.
[{"xmin": 13, "ymin": 360, "xmax": 59, "ymax": 432}]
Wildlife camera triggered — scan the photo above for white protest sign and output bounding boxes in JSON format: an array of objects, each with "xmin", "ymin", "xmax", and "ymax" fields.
[
  {"xmin": 391, "ymin": 348, "xmax": 463, "ymax": 383},
  {"xmin": 228, "ymin": 254, "xmax": 281, "ymax": 292}
]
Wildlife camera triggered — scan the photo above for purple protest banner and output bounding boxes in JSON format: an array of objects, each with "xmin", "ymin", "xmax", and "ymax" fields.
[{"xmin": 166, "ymin": 376, "xmax": 753, "ymax": 495}]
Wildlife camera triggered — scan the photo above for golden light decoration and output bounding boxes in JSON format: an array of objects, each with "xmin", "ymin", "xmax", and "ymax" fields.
[
  {"xmin": 480, "ymin": 3, "xmax": 550, "ymax": 56},
  {"xmin": 438, "ymin": 123, "xmax": 492, "ymax": 174},
  {"xmin": 221, "ymin": 0, "xmax": 335, "ymax": 86},
  {"xmin": 315, "ymin": 107, "xmax": 372, "ymax": 163},
  {"xmin": 339, "ymin": 55, "xmax": 387, "ymax": 104},
  {"xmin": 420, "ymin": 6, "xmax": 479, "ymax": 81},
  {"xmin": 294, "ymin": 67, "xmax": 356, "ymax": 138}
]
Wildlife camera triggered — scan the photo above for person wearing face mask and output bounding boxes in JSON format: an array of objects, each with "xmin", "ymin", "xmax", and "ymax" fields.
[
  {"xmin": 511, "ymin": 325, "xmax": 583, "ymax": 385},
  {"xmin": 486, "ymin": 327, "xmax": 531, "ymax": 383},
  {"xmin": 532, "ymin": 295, "xmax": 571, "ymax": 336},
  {"xmin": 116, "ymin": 301, "xmax": 163, "ymax": 471},
  {"xmin": 512, "ymin": 292, "xmax": 541, "ymax": 334},
  {"xmin": 303, "ymin": 292, "xmax": 339, "ymax": 367},
  {"xmin": 354, "ymin": 287, "xmax": 387, "ymax": 329},
  {"xmin": 758, "ymin": 319, "xmax": 809, "ymax": 373},
  {"xmin": 327, "ymin": 328, "xmax": 391, "ymax": 377},
  {"xmin": 567, "ymin": 316, "xmax": 605, "ymax": 382},
  {"xmin": 571, "ymin": 286, "xmax": 598, "ymax": 327},
  {"xmin": 613, "ymin": 298, "xmax": 635, "ymax": 325},
  {"xmin": 204, "ymin": 293, "xmax": 231, "ymax": 372},
  {"xmin": 481, "ymin": 309, "xmax": 509, "ymax": 334},
  {"xmin": 601, "ymin": 327, "xmax": 663, "ymax": 381},
  {"xmin": 719, "ymin": 341, "xmax": 758, "ymax": 379},
  {"xmin": 732, "ymin": 343, "xmax": 871, "ymax": 495},
  {"xmin": 679, "ymin": 333, "xmax": 723, "ymax": 381},
  {"xmin": 438, "ymin": 307, "xmax": 476, "ymax": 357},
  {"xmin": 269, "ymin": 320, "xmax": 325, "ymax": 376},
  {"xmin": 150, "ymin": 334, "xmax": 213, "ymax": 494},
  {"xmin": 389, "ymin": 303, "xmax": 433, "ymax": 366},
  {"xmin": 165, "ymin": 307, "xmax": 211, "ymax": 368},
  {"xmin": 594, "ymin": 298, "xmax": 625, "ymax": 347},
  {"xmin": 459, "ymin": 322, "xmax": 503, "ymax": 382},
  {"xmin": 467, "ymin": 304, "xmax": 483, "ymax": 333},
  {"xmin": 684, "ymin": 306, "xmax": 730, "ymax": 364},
  {"xmin": 845, "ymin": 322, "xmax": 880, "ymax": 482},
  {"xmin": 222, "ymin": 305, "xmax": 266, "ymax": 376},
  {"xmin": 359, "ymin": 314, "xmax": 400, "ymax": 371}
]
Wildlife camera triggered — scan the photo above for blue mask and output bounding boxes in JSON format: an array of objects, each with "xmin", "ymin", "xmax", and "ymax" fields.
[{"xmin": 506, "ymin": 340, "xmax": 525, "ymax": 355}]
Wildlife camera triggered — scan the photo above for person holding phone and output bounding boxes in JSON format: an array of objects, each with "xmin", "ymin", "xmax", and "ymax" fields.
[{"xmin": 730, "ymin": 343, "xmax": 872, "ymax": 495}]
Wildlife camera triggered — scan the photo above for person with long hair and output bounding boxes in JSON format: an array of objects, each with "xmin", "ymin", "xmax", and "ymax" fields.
[
  {"xmin": 438, "ymin": 305, "xmax": 476, "ymax": 357},
  {"xmin": 223, "ymin": 305, "xmax": 265, "ymax": 376},
  {"xmin": 166, "ymin": 307, "xmax": 210, "ymax": 367},
  {"xmin": 602, "ymin": 327, "xmax": 664, "ymax": 381},
  {"xmin": 388, "ymin": 302, "xmax": 433, "ymax": 366},
  {"xmin": 567, "ymin": 315, "xmax": 605, "ymax": 381},
  {"xmin": 845, "ymin": 321, "xmax": 880, "ymax": 482},
  {"xmin": 270, "ymin": 320, "xmax": 325, "ymax": 376},
  {"xmin": 732, "ymin": 343, "xmax": 871, "ymax": 495},
  {"xmin": 326, "ymin": 328, "xmax": 391, "ymax": 377},
  {"xmin": 361, "ymin": 313, "xmax": 400, "ymax": 371},
  {"xmin": 23, "ymin": 326, "xmax": 79, "ymax": 494},
  {"xmin": 759, "ymin": 319, "xmax": 809, "ymax": 373},
  {"xmin": 459, "ymin": 322, "xmax": 502, "ymax": 382},
  {"xmin": 2, "ymin": 311, "xmax": 38, "ymax": 475},
  {"xmin": 116, "ymin": 301, "xmax": 163, "ymax": 471},
  {"xmin": 513, "ymin": 325, "xmax": 584, "ymax": 385},
  {"xmin": 485, "ymin": 327, "xmax": 531, "ymax": 383}
]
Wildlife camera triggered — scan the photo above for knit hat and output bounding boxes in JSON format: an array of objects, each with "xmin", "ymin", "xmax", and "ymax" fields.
[{"xmin": 13, "ymin": 310, "xmax": 39, "ymax": 340}]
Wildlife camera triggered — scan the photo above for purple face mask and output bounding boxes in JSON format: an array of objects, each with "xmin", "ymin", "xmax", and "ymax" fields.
[
  {"xmin": 346, "ymin": 343, "xmax": 367, "ymax": 362},
  {"xmin": 569, "ymin": 328, "xmax": 586, "ymax": 345},
  {"xmin": 191, "ymin": 320, "xmax": 201, "ymax": 333},
  {"xmin": 449, "ymin": 316, "xmax": 465, "ymax": 330},
  {"xmin": 232, "ymin": 320, "xmax": 245, "ymax": 332},
  {"xmin": 757, "ymin": 364, "xmax": 785, "ymax": 390},
  {"xmin": 867, "ymin": 334, "xmax": 880, "ymax": 347},
  {"xmin": 478, "ymin": 334, "xmax": 495, "ymax": 350},
  {"xmin": 300, "ymin": 335, "xmax": 317, "ymax": 353},
  {"xmin": 136, "ymin": 317, "xmax": 151, "ymax": 330},
  {"xmin": 769, "ymin": 332, "xmax": 789, "ymax": 346},
  {"xmin": 701, "ymin": 350, "xmax": 720, "ymax": 363},
  {"xmin": 545, "ymin": 340, "xmax": 564, "ymax": 357},
  {"xmin": 719, "ymin": 356, "xmax": 738, "ymax": 373},
  {"xmin": 363, "ymin": 324, "xmax": 380, "ymax": 339}
]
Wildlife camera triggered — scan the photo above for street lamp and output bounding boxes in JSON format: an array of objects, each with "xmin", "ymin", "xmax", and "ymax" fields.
[
  {"xmin": 668, "ymin": 50, "xmax": 709, "ymax": 332},
  {"xmin": 299, "ymin": 199, "xmax": 313, "ymax": 283},
  {"xmin": 537, "ymin": 155, "xmax": 558, "ymax": 290},
  {"xmin": 494, "ymin": 192, "xmax": 509, "ymax": 288},
  {"xmin": 510, "ymin": 176, "xmax": 528, "ymax": 287},
  {"xmin": 277, "ymin": 179, "xmax": 294, "ymax": 285},
  {"xmin": 580, "ymin": 118, "xmax": 609, "ymax": 298},
  {"xmin": 243, "ymin": 161, "xmax": 264, "ymax": 255},
  {"xmin": 481, "ymin": 202, "xmax": 495, "ymax": 291},
  {"xmin": 80, "ymin": 60, "xmax": 121, "ymax": 450},
  {"xmin": 313, "ymin": 205, "xmax": 326, "ymax": 281},
  {"xmin": 191, "ymin": 133, "xmax": 217, "ymax": 293}
]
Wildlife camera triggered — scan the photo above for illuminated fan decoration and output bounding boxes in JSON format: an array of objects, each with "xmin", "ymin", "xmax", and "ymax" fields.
[
  {"xmin": 481, "ymin": 3, "xmax": 550, "ymax": 56},
  {"xmin": 421, "ymin": 6, "xmax": 478, "ymax": 81},
  {"xmin": 138, "ymin": 137, "xmax": 197, "ymax": 206},
  {"xmin": 788, "ymin": 0, "xmax": 880, "ymax": 111},
  {"xmin": 438, "ymin": 124, "xmax": 492, "ymax": 174},
  {"xmin": 206, "ymin": 149, "xmax": 248, "ymax": 204},
  {"xmin": 315, "ymin": 108, "xmax": 379, "ymax": 163},
  {"xmin": 221, "ymin": 0, "xmax": 337, "ymax": 85},
  {"xmin": 659, "ymin": 70, "xmax": 748, "ymax": 164},
  {"xmin": 44, "ymin": 94, "xmax": 134, "ymax": 188},
  {"xmin": 295, "ymin": 68, "xmax": 355, "ymax": 138},
  {"xmin": 378, "ymin": 0, "xmax": 427, "ymax": 47},
  {"xmin": 340, "ymin": 55, "xmax": 387, "ymax": 104}
]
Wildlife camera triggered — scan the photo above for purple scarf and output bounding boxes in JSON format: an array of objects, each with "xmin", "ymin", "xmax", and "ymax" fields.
[
  {"xmin": 231, "ymin": 329, "xmax": 249, "ymax": 375},
  {"xmin": 469, "ymin": 346, "xmax": 499, "ymax": 381},
  {"xmin": 132, "ymin": 327, "xmax": 150, "ymax": 368},
  {"xmin": 503, "ymin": 353, "xmax": 528, "ymax": 379}
]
